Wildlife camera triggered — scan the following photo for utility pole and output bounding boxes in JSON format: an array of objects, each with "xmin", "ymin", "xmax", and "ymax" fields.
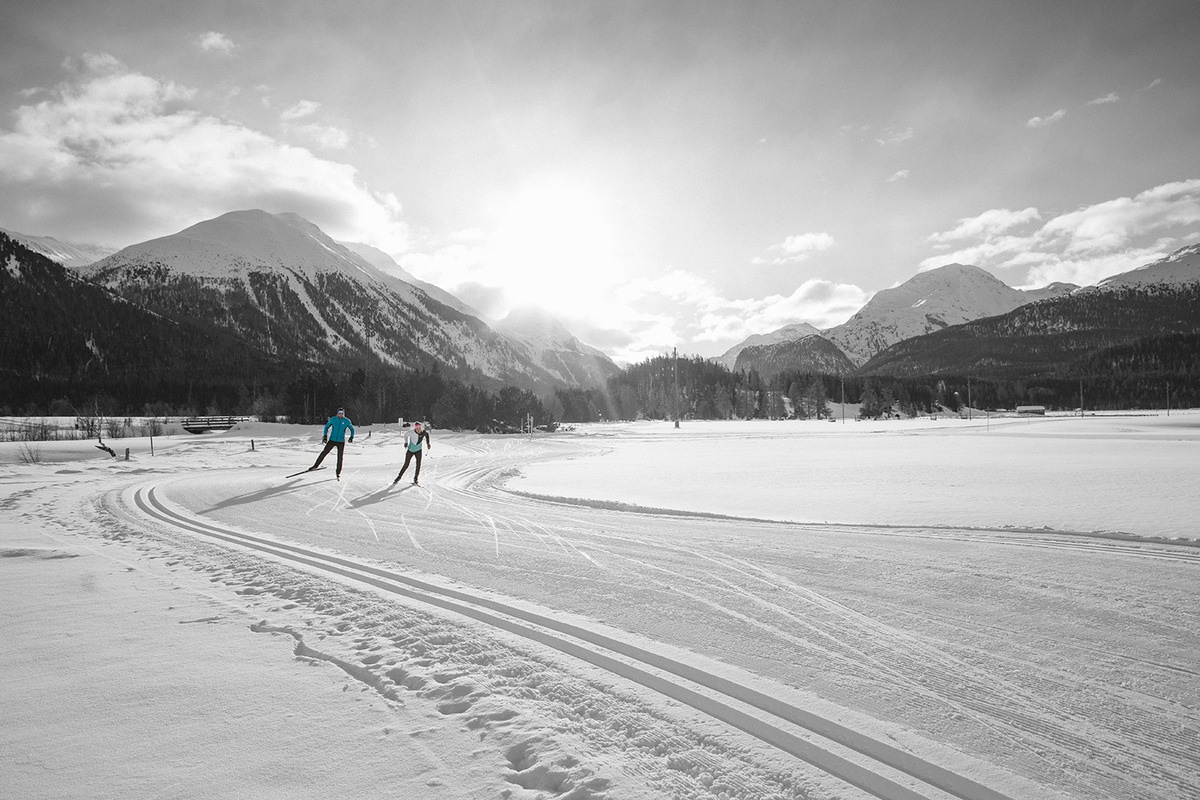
[
  {"xmin": 967, "ymin": 376, "xmax": 972, "ymax": 421},
  {"xmin": 1166, "ymin": 381, "xmax": 1171, "ymax": 417},
  {"xmin": 673, "ymin": 346, "xmax": 680, "ymax": 428},
  {"xmin": 1079, "ymin": 379, "xmax": 1084, "ymax": 417},
  {"xmin": 840, "ymin": 374, "xmax": 845, "ymax": 423}
]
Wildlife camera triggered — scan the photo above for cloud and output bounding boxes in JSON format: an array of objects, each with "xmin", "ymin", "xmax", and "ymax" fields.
[
  {"xmin": 401, "ymin": 229, "xmax": 867, "ymax": 362},
  {"xmin": 875, "ymin": 127, "xmax": 914, "ymax": 146},
  {"xmin": 279, "ymin": 101, "xmax": 349, "ymax": 150},
  {"xmin": 920, "ymin": 179, "xmax": 1200, "ymax": 286},
  {"xmin": 1026, "ymin": 109, "xmax": 1066, "ymax": 128},
  {"xmin": 197, "ymin": 32, "xmax": 235, "ymax": 55},
  {"xmin": 780, "ymin": 232, "xmax": 835, "ymax": 255},
  {"xmin": 280, "ymin": 100, "xmax": 320, "ymax": 121},
  {"xmin": 928, "ymin": 207, "xmax": 1041, "ymax": 245},
  {"xmin": 615, "ymin": 269, "xmax": 867, "ymax": 350},
  {"xmin": 288, "ymin": 122, "xmax": 350, "ymax": 150},
  {"xmin": 692, "ymin": 280, "xmax": 869, "ymax": 344},
  {"xmin": 0, "ymin": 55, "xmax": 407, "ymax": 252},
  {"xmin": 886, "ymin": 169, "xmax": 910, "ymax": 183},
  {"xmin": 1087, "ymin": 92, "xmax": 1119, "ymax": 106},
  {"xmin": 1041, "ymin": 180, "xmax": 1200, "ymax": 256},
  {"xmin": 755, "ymin": 232, "xmax": 835, "ymax": 264}
]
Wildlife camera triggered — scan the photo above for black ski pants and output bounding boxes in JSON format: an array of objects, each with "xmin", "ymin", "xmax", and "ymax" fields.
[
  {"xmin": 313, "ymin": 440, "xmax": 345, "ymax": 475},
  {"xmin": 396, "ymin": 449, "xmax": 423, "ymax": 482}
]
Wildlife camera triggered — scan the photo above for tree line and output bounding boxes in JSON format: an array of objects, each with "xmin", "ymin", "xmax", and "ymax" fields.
[
  {"xmin": 551, "ymin": 349, "xmax": 1199, "ymax": 423},
  {"xmin": 4, "ymin": 362, "xmax": 554, "ymax": 433}
]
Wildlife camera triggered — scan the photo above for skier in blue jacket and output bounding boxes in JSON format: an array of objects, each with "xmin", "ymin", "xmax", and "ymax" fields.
[{"xmin": 308, "ymin": 407, "xmax": 355, "ymax": 479}]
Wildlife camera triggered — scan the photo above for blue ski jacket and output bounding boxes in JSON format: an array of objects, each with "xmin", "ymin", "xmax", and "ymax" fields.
[{"xmin": 323, "ymin": 415, "xmax": 355, "ymax": 443}]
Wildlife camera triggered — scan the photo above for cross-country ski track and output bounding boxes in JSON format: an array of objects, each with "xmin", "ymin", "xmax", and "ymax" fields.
[
  {"xmin": 10, "ymin": 423, "xmax": 1198, "ymax": 800},
  {"xmin": 134, "ymin": 482, "xmax": 1005, "ymax": 800},
  {"xmin": 79, "ymin": 426, "xmax": 1197, "ymax": 800}
]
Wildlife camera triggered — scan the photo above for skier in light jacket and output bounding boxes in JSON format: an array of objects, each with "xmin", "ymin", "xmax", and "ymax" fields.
[
  {"xmin": 393, "ymin": 421, "xmax": 431, "ymax": 485},
  {"xmin": 309, "ymin": 407, "xmax": 355, "ymax": 479}
]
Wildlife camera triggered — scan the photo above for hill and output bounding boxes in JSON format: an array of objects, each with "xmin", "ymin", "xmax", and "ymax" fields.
[{"xmin": 733, "ymin": 335, "xmax": 856, "ymax": 379}]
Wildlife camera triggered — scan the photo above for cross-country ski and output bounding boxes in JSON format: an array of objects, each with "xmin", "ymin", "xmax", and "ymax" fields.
[{"xmin": 285, "ymin": 466, "xmax": 326, "ymax": 479}]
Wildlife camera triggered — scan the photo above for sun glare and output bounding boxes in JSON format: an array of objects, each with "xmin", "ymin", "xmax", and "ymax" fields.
[{"xmin": 490, "ymin": 176, "xmax": 622, "ymax": 317}]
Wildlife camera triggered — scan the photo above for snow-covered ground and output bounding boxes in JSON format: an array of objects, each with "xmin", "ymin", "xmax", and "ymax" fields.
[{"xmin": 2, "ymin": 413, "xmax": 1197, "ymax": 800}]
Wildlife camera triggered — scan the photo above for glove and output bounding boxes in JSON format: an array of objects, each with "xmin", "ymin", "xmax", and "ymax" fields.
[
  {"xmin": 348, "ymin": 438, "xmax": 354, "ymax": 444},
  {"xmin": 322, "ymin": 436, "xmax": 328, "ymax": 444}
]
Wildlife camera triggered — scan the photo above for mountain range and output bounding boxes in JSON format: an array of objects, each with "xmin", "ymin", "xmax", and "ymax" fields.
[
  {"xmin": 74, "ymin": 210, "xmax": 617, "ymax": 395},
  {"xmin": 6, "ymin": 209, "xmax": 1198, "ymax": 414},
  {"xmin": 860, "ymin": 245, "xmax": 1200, "ymax": 378},
  {"xmin": 720, "ymin": 250, "xmax": 1199, "ymax": 381},
  {"xmin": 0, "ymin": 227, "xmax": 115, "ymax": 268}
]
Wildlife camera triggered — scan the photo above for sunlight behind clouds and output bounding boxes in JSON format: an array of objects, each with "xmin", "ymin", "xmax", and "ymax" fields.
[{"xmin": 443, "ymin": 175, "xmax": 629, "ymax": 320}]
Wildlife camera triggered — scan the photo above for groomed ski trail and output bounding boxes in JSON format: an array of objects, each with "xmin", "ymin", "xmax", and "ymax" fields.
[{"xmin": 132, "ymin": 481, "xmax": 1024, "ymax": 800}]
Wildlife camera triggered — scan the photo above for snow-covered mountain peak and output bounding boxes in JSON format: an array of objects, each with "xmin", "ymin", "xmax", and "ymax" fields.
[
  {"xmin": 498, "ymin": 306, "xmax": 575, "ymax": 342},
  {"xmin": 84, "ymin": 209, "xmax": 389, "ymax": 286},
  {"xmin": 825, "ymin": 263, "xmax": 1046, "ymax": 365},
  {"xmin": 1098, "ymin": 242, "xmax": 1200, "ymax": 289},
  {"xmin": 0, "ymin": 228, "xmax": 115, "ymax": 268},
  {"xmin": 899, "ymin": 263, "xmax": 1014, "ymax": 302},
  {"xmin": 79, "ymin": 209, "xmax": 617, "ymax": 392}
]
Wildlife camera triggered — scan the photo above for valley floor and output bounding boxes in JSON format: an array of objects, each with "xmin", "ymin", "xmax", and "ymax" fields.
[{"xmin": 2, "ymin": 413, "xmax": 1197, "ymax": 799}]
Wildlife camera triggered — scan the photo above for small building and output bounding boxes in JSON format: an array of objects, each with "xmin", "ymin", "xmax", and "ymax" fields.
[{"xmin": 1015, "ymin": 405, "xmax": 1046, "ymax": 416}]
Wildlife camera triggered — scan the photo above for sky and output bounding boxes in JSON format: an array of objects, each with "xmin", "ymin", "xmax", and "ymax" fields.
[{"xmin": 2, "ymin": 1, "xmax": 1199, "ymax": 363}]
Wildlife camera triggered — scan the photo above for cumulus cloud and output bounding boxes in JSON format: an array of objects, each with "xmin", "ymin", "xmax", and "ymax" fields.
[
  {"xmin": 695, "ymin": 279, "xmax": 868, "ymax": 342},
  {"xmin": 920, "ymin": 179, "xmax": 1200, "ymax": 286},
  {"xmin": 754, "ymin": 232, "xmax": 835, "ymax": 265},
  {"xmin": 1027, "ymin": 109, "xmax": 1067, "ymax": 128},
  {"xmin": 280, "ymin": 100, "xmax": 320, "ymax": 121},
  {"xmin": 197, "ymin": 32, "xmax": 235, "ymax": 55},
  {"xmin": 615, "ymin": 269, "xmax": 867, "ymax": 351},
  {"xmin": 886, "ymin": 170, "xmax": 909, "ymax": 183},
  {"xmin": 402, "ymin": 233, "xmax": 866, "ymax": 363},
  {"xmin": 288, "ymin": 122, "xmax": 350, "ymax": 150},
  {"xmin": 0, "ymin": 55, "xmax": 406, "ymax": 252},
  {"xmin": 1041, "ymin": 180, "xmax": 1200, "ymax": 256},
  {"xmin": 1087, "ymin": 92, "xmax": 1119, "ymax": 105},
  {"xmin": 928, "ymin": 207, "xmax": 1041, "ymax": 246}
]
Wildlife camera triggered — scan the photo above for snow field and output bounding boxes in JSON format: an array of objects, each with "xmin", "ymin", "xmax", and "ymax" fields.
[
  {"xmin": 2, "ymin": 414, "xmax": 1198, "ymax": 799},
  {"xmin": 512, "ymin": 413, "xmax": 1200, "ymax": 540}
]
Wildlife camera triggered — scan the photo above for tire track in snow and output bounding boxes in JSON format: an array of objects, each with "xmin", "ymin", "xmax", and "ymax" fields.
[{"xmin": 133, "ymin": 482, "xmax": 1021, "ymax": 800}]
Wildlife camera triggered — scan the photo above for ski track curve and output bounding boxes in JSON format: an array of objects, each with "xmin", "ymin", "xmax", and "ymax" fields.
[
  {"xmin": 92, "ymin": 430, "xmax": 1200, "ymax": 800},
  {"xmin": 132, "ymin": 481, "xmax": 1014, "ymax": 800}
]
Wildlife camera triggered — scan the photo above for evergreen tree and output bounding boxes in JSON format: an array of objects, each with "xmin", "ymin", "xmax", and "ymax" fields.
[{"xmin": 803, "ymin": 378, "xmax": 829, "ymax": 419}]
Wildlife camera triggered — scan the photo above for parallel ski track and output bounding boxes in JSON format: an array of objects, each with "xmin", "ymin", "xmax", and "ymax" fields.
[{"xmin": 133, "ymin": 483, "xmax": 1016, "ymax": 800}]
